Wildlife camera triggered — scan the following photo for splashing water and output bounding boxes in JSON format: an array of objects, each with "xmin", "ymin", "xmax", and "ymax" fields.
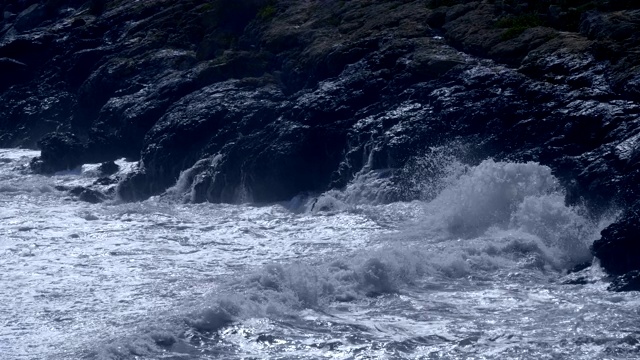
[{"xmin": 1, "ymin": 149, "xmax": 635, "ymax": 360}]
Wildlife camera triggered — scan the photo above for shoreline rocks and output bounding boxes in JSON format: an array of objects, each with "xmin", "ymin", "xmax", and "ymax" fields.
[{"xmin": 2, "ymin": 0, "xmax": 640, "ymax": 289}]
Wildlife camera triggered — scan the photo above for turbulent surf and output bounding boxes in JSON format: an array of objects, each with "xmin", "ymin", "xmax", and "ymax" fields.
[{"xmin": 2, "ymin": 148, "xmax": 638, "ymax": 360}]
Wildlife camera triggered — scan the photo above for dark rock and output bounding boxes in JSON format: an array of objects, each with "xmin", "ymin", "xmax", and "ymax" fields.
[
  {"xmin": 4, "ymin": 11, "xmax": 16, "ymax": 21},
  {"xmin": 14, "ymin": 4, "xmax": 46, "ymax": 32},
  {"xmin": 68, "ymin": 187, "xmax": 85, "ymax": 196},
  {"xmin": 0, "ymin": 57, "xmax": 28, "ymax": 89},
  {"xmin": 0, "ymin": 56, "xmax": 25, "ymax": 73},
  {"xmin": 442, "ymin": 3, "xmax": 503, "ymax": 58},
  {"xmin": 54, "ymin": 185, "xmax": 69, "ymax": 192},
  {"xmin": 561, "ymin": 275, "xmax": 590, "ymax": 286},
  {"xmin": 591, "ymin": 204, "xmax": 640, "ymax": 275},
  {"xmin": 0, "ymin": 88, "xmax": 76, "ymax": 147},
  {"xmin": 569, "ymin": 261, "xmax": 592, "ymax": 274},
  {"xmin": 78, "ymin": 188, "xmax": 106, "ymax": 203},
  {"xmin": 488, "ymin": 27, "xmax": 557, "ymax": 65},
  {"xmin": 151, "ymin": 333, "xmax": 176, "ymax": 348},
  {"xmin": 1, "ymin": 1, "xmax": 640, "ymax": 289},
  {"xmin": 118, "ymin": 81, "xmax": 287, "ymax": 202},
  {"xmin": 66, "ymin": 47, "xmax": 113, "ymax": 87},
  {"xmin": 97, "ymin": 161, "xmax": 119, "ymax": 176},
  {"xmin": 70, "ymin": 18, "xmax": 85, "ymax": 28},
  {"xmin": 31, "ymin": 132, "xmax": 86, "ymax": 173},
  {"xmin": 608, "ymin": 270, "xmax": 640, "ymax": 292},
  {"xmin": 256, "ymin": 334, "xmax": 276, "ymax": 344},
  {"xmin": 198, "ymin": 123, "xmax": 348, "ymax": 203},
  {"xmin": 0, "ymin": 37, "xmax": 50, "ymax": 67},
  {"xmin": 427, "ymin": 8, "xmax": 447, "ymax": 28},
  {"xmin": 407, "ymin": 47, "xmax": 465, "ymax": 80},
  {"xmin": 580, "ymin": 10, "xmax": 640, "ymax": 42},
  {"xmin": 116, "ymin": 171, "xmax": 150, "ymax": 202},
  {"xmin": 559, "ymin": 261, "xmax": 595, "ymax": 285},
  {"xmin": 94, "ymin": 176, "xmax": 118, "ymax": 186},
  {"xmin": 69, "ymin": 186, "xmax": 107, "ymax": 203}
]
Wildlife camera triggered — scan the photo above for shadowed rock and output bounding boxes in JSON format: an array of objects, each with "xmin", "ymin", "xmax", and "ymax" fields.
[
  {"xmin": 97, "ymin": 161, "xmax": 119, "ymax": 176},
  {"xmin": 592, "ymin": 204, "xmax": 640, "ymax": 275},
  {"xmin": 608, "ymin": 270, "xmax": 640, "ymax": 292},
  {"xmin": 30, "ymin": 132, "xmax": 86, "ymax": 173}
]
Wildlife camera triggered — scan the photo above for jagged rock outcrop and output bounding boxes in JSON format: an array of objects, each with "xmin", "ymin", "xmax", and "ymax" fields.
[
  {"xmin": 2, "ymin": 0, "xmax": 640, "ymax": 288},
  {"xmin": 592, "ymin": 203, "xmax": 640, "ymax": 278}
]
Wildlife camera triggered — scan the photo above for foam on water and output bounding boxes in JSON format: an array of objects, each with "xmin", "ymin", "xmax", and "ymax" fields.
[
  {"xmin": 1, "ymin": 149, "xmax": 633, "ymax": 360},
  {"xmin": 80, "ymin": 158, "xmax": 619, "ymax": 359}
]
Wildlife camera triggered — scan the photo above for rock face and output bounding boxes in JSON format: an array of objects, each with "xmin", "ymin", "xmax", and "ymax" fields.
[
  {"xmin": 2, "ymin": 1, "xmax": 640, "ymax": 288},
  {"xmin": 592, "ymin": 203, "xmax": 640, "ymax": 277},
  {"xmin": 29, "ymin": 131, "xmax": 87, "ymax": 173}
]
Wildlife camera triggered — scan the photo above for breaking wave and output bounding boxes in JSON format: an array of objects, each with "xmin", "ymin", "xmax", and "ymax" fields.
[{"xmin": 85, "ymin": 158, "xmax": 611, "ymax": 359}]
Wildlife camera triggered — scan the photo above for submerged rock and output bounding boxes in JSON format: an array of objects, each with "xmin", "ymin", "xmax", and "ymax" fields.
[
  {"xmin": 56, "ymin": 184, "xmax": 110, "ymax": 203},
  {"xmin": 68, "ymin": 186, "xmax": 107, "ymax": 203}
]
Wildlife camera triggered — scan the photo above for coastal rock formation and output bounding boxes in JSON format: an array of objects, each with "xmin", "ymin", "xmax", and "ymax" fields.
[
  {"xmin": 2, "ymin": 0, "xmax": 640, "ymax": 289},
  {"xmin": 592, "ymin": 203, "xmax": 640, "ymax": 276}
]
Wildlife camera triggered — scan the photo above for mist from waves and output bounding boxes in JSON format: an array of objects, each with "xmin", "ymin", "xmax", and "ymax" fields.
[{"xmin": 79, "ymin": 156, "xmax": 630, "ymax": 360}]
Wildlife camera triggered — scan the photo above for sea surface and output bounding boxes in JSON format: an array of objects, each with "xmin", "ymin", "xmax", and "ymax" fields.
[{"xmin": 1, "ymin": 148, "xmax": 639, "ymax": 360}]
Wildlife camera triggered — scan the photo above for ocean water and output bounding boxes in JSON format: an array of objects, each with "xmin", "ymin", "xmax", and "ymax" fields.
[{"xmin": 1, "ymin": 148, "xmax": 639, "ymax": 360}]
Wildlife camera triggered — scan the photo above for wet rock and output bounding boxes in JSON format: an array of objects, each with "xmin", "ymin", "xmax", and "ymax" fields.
[
  {"xmin": 97, "ymin": 161, "xmax": 119, "ymax": 176},
  {"xmin": 198, "ymin": 123, "xmax": 348, "ymax": 203},
  {"xmin": 608, "ymin": 270, "xmax": 640, "ymax": 292},
  {"xmin": 118, "ymin": 81, "xmax": 292, "ymax": 202},
  {"xmin": 569, "ymin": 261, "xmax": 592, "ymax": 274},
  {"xmin": 69, "ymin": 186, "xmax": 107, "ymax": 204},
  {"xmin": 560, "ymin": 262, "xmax": 598, "ymax": 286},
  {"xmin": 591, "ymin": 204, "xmax": 640, "ymax": 275},
  {"xmin": 30, "ymin": 132, "xmax": 86, "ymax": 173},
  {"xmin": 93, "ymin": 176, "xmax": 118, "ymax": 186},
  {"xmin": 256, "ymin": 334, "xmax": 276, "ymax": 344},
  {"xmin": 116, "ymin": 171, "xmax": 150, "ymax": 202},
  {"xmin": 151, "ymin": 333, "xmax": 176, "ymax": 348}
]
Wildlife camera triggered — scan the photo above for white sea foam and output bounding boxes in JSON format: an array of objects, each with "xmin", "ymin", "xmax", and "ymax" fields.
[{"xmin": 1, "ymin": 149, "xmax": 630, "ymax": 360}]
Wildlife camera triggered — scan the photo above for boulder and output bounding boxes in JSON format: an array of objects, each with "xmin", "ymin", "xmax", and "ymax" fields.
[
  {"xmin": 94, "ymin": 176, "xmax": 119, "ymax": 186},
  {"xmin": 69, "ymin": 186, "xmax": 107, "ymax": 203},
  {"xmin": 97, "ymin": 161, "xmax": 119, "ymax": 176},
  {"xmin": 591, "ymin": 204, "xmax": 640, "ymax": 275},
  {"xmin": 30, "ymin": 132, "xmax": 86, "ymax": 173}
]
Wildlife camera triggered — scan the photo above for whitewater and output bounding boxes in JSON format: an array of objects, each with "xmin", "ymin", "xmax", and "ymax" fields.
[{"xmin": 2, "ymin": 147, "xmax": 639, "ymax": 360}]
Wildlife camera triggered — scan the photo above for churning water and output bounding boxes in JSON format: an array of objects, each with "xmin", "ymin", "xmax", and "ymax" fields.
[{"xmin": 1, "ymin": 148, "xmax": 639, "ymax": 360}]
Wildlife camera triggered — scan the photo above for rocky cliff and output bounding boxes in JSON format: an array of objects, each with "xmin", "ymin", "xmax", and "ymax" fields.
[{"xmin": 2, "ymin": 0, "xmax": 640, "ymax": 289}]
